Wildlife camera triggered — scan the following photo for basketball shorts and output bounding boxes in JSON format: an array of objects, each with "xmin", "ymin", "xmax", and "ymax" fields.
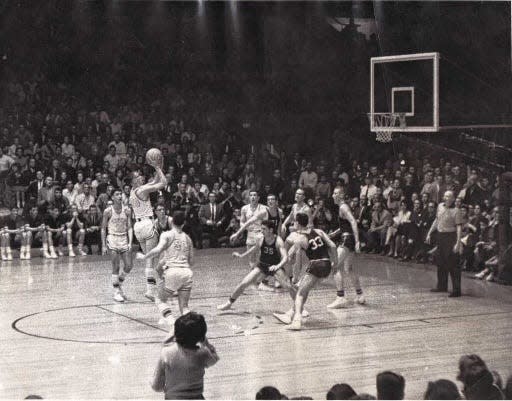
[
  {"xmin": 246, "ymin": 231, "xmax": 263, "ymax": 247},
  {"xmin": 257, "ymin": 262, "xmax": 282, "ymax": 277},
  {"xmin": 134, "ymin": 218, "xmax": 156, "ymax": 242},
  {"xmin": 164, "ymin": 267, "xmax": 193, "ymax": 292},
  {"xmin": 338, "ymin": 233, "xmax": 355, "ymax": 252},
  {"xmin": 306, "ymin": 259, "xmax": 331, "ymax": 279},
  {"xmin": 107, "ymin": 234, "xmax": 129, "ymax": 253}
]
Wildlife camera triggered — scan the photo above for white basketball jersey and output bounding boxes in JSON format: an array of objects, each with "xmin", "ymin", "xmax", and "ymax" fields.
[
  {"xmin": 108, "ymin": 205, "xmax": 128, "ymax": 235},
  {"xmin": 163, "ymin": 230, "xmax": 192, "ymax": 268},
  {"xmin": 130, "ymin": 189, "xmax": 153, "ymax": 219},
  {"xmin": 292, "ymin": 203, "xmax": 310, "ymax": 220},
  {"xmin": 243, "ymin": 204, "xmax": 267, "ymax": 233}
]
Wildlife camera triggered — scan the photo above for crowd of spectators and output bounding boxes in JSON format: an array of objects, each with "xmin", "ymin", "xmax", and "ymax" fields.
[
  {"xmin": 252, "ymin": 353, "xmax": 510, "ymax": 399},
  {"xmin": 0, "ymin": 70, "xmax": 509, "ymax": 287}
]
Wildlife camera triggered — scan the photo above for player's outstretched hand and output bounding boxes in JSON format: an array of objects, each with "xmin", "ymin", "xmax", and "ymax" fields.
[
  {"xmin": 232, "ymin": 252, "xmax": 242, "ymax": 258},
  {"xmin": 136, "ymin": 252, "xmax": 146, "ymax": 260},
  {"xmin": 229, "ymin": 234, "xmax": 237, "ymax": 243},
  {"xmin": 268, "ymin": 265, "xmax": 279, "ymax": 272}
]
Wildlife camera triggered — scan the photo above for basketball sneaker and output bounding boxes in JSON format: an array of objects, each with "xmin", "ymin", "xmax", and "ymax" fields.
[
  {"xmin": 217, "ymin": 301, "xmax": 233, "ymax": 311},
  {"xmin": 114, "ymin": 290, "xmax": 125, "ymax": 303},
  {"xmin": 355, "ymin": 294, "xmax": 366, "ymax": 305},
  {"xmin": 78, "ymin": 246, "xmax": 87, "ymax": 256},
  {"xmin": 258, "ymin": 281, "xmax": 275, "ymax": 292},
  {"xmin": 273, "ymin": 310, "xmax": 293, "ymax": 325},
  {"xmin": 327, "ymin": 296, "xmax": 350, "ymax": 309},
  {"xmin": 285, "ymin": 318, "xmax": 302, "ymax": 331},
  {"xmin": 118, "ymin": 286, "xmax": 127, "ymax": 301}
]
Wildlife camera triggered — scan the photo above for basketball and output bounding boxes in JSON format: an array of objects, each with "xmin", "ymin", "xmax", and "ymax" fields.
[{"xmin": 145, "ymin": 148, "xmax": 163, "ymax": 167}]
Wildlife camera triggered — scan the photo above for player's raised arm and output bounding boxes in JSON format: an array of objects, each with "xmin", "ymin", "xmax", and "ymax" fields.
[{"xmin": 138, "ymin": 166, "xmax": 167, "ymax": 198}]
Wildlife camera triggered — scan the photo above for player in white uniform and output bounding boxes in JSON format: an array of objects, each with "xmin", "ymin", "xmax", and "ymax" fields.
[
  {"xmin": 130, "ymin": 160, "xmax": 167, "ymax": 301},
  {"xmin": 101, "ymin": 189, "xmax": 133, "ymax": 302},
  {"xmin": 328, "ymin": 186, "xmax": 365, "ymax": 308},
  {"xmin": 136, "ymin": 211, "xmax": 193, "ymax": 336},
  {"xmin": 230, "ymin": 190, "xmax": 268, "ymax": 270},
  {"xmin": 281, "ymin": 188, "xmax": 313, "ymax": 283}
]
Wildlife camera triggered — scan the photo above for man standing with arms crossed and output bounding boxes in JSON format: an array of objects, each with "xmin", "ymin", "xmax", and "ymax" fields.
[{"xmin": 426, "ymin": 190, "xmax": 463, "ymax": 297}]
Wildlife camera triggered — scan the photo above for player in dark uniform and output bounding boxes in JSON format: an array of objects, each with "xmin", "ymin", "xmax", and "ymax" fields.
[
  {"xmin": 273, "ymin": 212, "xmax": 337, "ymax": 331},
  {"xmin": 259, "ymin": 193, "xmax": 285, "ymax": 291},
  {"xmin": 217, "ymin": 220, "xmax": 297, "ymax": 312},
  {"xmin": 328, "ymin": 186, "xmax": 365, "ymax": 308}
]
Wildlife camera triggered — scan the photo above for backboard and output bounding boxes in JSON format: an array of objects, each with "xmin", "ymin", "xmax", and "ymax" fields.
[{"xmin": 369, "ymin": 52, "xmax": 439, "ymax": 133}]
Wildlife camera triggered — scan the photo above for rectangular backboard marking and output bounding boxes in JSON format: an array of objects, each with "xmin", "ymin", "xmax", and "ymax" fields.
[
  {"xmin": 392, "ymin": 87, "xmax": 415, "ymax": 117},
  {"xmin": 370, "ymin": 52, "xmax": 440, "ymax": 132}
]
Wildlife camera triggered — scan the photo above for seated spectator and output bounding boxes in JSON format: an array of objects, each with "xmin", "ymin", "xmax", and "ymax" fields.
[
  {"xmin": 387, "ymin": 201, "xmax": 411, "ymax": 258},
  {"xmin": 457, "ymin": 354, "xmax": 504, "ymax": 400},
  {"xmin": 75, "ymin": 183, "xmax": 96, "ymax": 215},
  {"xmin": 44, "ymin": 206, "xmax": 65, "ymax": 258},
  {"xmin": 84, "ymin": 205, "xmax": 102, "ymax": 254},
  {"xmin": 256, "ymin": 386, "xmax": 285, "ymax": 400},
  {"xmin": 199, "ymin": 192, "xmax": 226, "ymax": 248},
  {"xmin": 1, "ymin": 207, "xmax": 24, "ymax": 260},
  {"xmin": 376, "ymin": 371, "xmax": 405, "ymax": 400},
  {"xmin": 24, "ymin": 206, "xmax": 46, "ymax": 259},
  {"xmin": 474, "ymin": 207, "xmax": 500, "ymax": 281},
  {"xmin": 423, "ymin": 379, "xmax": 461, "ymax": 399},
  {"xmin": 326, "ymin": 383, "xmax": 357, "ymax": 400},
  {"xmin": 367, "ymin": 202, "xmax": 392, "ymax": 254},
  {"xmin": 63, "ymin": 204, "xmax": 87, "ymax": 257},
  {"xmin": 152, "ymin": 312, "xmax": 219, "ymax": 400},
  {"xmin": 312, "ymin": 198, "xmax": 333, "ymax": 232}
]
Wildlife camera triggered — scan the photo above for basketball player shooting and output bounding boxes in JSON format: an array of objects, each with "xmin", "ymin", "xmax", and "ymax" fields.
[{"xmin": 131, "ymin": 148, "xmax": 167, "ymax": 301}]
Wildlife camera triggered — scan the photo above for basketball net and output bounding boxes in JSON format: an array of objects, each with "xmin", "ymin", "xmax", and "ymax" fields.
[{"xmin": 367, "ymin": 113, "xmax": 406, "ymax": 143}]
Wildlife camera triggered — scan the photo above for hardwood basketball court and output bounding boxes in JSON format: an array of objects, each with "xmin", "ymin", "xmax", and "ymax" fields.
[{"xmin": 1, "ymin": 249, "xmax": 511, "ymax": 399}]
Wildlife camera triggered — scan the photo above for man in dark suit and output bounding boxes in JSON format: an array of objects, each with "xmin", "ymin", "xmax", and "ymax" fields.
[
  {"xmin": 27, "ymin": 170, "xmax": 45, "ymax": 199},
  {"xmin": 198, "ymin": 192, "xmax": 225, "ymax": 248}
]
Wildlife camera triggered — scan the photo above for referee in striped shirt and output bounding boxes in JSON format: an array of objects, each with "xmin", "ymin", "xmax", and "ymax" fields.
[{"xmin": 426, "ymin": 190, "xmax": 464, "ymax": 297}]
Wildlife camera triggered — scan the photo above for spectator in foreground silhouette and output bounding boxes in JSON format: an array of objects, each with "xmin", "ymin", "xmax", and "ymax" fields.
[
  {"xmin": 456, "ymin": 354, "xmax": 504, "ymax": 400},
  {"xmin": 152, "ymin": 312, "xmax": 219, "ymax": 400},
  {"xmin": 376, "ymin": 371, "xmax": 405, "ymax": 400},
  {"xmin": 423, "ymin": 379, "xmax": 461, "ymax": 399},
  {"xmin": 256, "ymin": 386, "xmax": 286, "ymax": 400},
  {"xmin": 326, "ymin": 383, "xmax": 357, "ymax": 400}
]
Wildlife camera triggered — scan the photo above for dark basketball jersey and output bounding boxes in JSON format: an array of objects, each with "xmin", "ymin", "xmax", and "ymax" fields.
[
  {"xmin": 156, "ymin": 218, "xmax": 172, "ymax": 235},
  {"xmin": 338, "ymin": 205, "xmax": 354, "ymax": 235},
  {"xmin": 267, "ymin": 207, "xmax": 281, "ymax": 231},
  {"xmin": 259, "ymin": 238, "xmax": 280, "ymax": 267},
  {"xmin": 305, "ymin": 230, "xmax": 330, "ymax": 261}
]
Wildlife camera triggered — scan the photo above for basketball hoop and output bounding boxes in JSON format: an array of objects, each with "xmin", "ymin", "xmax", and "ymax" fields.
[{"xmin": 367, "ymin": 112, "xmax": 406, "ymax": 143}]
